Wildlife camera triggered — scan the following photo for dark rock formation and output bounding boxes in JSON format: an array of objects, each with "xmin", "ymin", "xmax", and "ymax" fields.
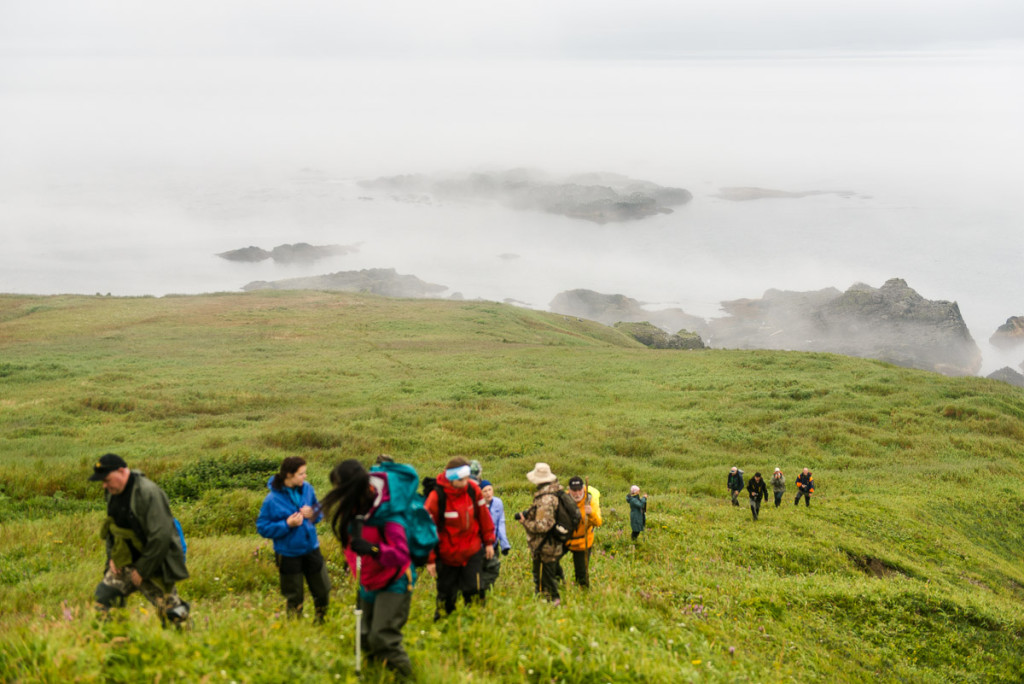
[
  {"xmin": 242, "ymin": 268, "xmax": 446, "ymax": 298},
  {"xmin": 709, "ymin": 278, "xmax": 982, "ymax": 376},
  {"xmin": 358, "ymin": 169, "xmax": 691, "ymax": 223},
  {"xmin": 549, "ymin": 289, "xmax": 709, "ymax": 337},
  {"xmin": 218, "ymin": 243, "xmax": 355, "ymax": 264},
  {"xmin": 989, "ymin": 316, "xmax": 1024, "ymax": 348},
  {"xmin": 613, "ymin": 322, "xmax": 706, "ymax": 350},
  {"xmin": 987, "ymin": 367, "xmax": 1024, "ymax": 388},
  {"xmin": 217, "ymin": 246, "xmax": 271, "ymax": 262}
]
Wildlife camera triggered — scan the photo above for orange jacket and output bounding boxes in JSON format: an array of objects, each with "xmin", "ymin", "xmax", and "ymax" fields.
[{"xmin": 567, "ymin": 487, "xmax": 602, "ymax": 552}]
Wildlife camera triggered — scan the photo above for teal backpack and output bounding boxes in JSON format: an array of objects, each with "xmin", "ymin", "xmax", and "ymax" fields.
[{"xmin": 367, "ymin": 461, "xmax": 439, "ymax": 567}]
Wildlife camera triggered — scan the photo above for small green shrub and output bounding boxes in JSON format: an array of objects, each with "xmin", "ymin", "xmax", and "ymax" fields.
[{"xmin": 162, "ymin": 454, "xmax": 279, "ymax": 501}]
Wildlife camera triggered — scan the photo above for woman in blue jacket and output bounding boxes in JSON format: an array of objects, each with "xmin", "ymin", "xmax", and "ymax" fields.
[{"xmin": 257, "ymin": 457, "xmax": 331, "ymax": 622}]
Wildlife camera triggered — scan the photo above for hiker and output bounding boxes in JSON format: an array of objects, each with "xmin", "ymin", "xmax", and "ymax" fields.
[
  {"xmin": 514, "ymin": 462, "xmax": 567, "ymax": 604},
  {"xmin": 320, "ymin": 459, "xmax": 415, "ymax": 679},
  {"xmin": 566, "ymin": 476, "xmax": 602, "ymax": 588},
  {"xmin": 727, "ymin": 467, "xmax": 745, "ymax": 506},
  {"xmin": 256, "ymin": 456, "xmax": 330, "ymax": 622},
  {"xmin": 424, "ymin": 457, "xmax": 496, "ymax": 619},
  {"xmin": 771, "ymin": 468, "xmax": 786, "ymax": 508},
  {"xmin": 746, "ymin": 472, "xmax": 768, "ymax": 521},
  {"xmin": 90, "ymin": 453, "xmax": 190, "ymax": 626},
  {"xmin": 469, "ymin": 459, "xmax": 483, "ymax": 484},
  {"xmin": 795, "ymin": 468, "xmax": 814, "ymax": 507},
  {"xmin": 626, "ymin": 485, "xmax": 647, "ymax": 541},
  {"xmin": 479, "ymin": 479, "xmax": 511, "ymax": 592}
]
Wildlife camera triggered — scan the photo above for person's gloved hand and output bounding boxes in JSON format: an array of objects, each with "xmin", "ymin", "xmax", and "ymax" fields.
[
  {"xmin": 501, "ymin": 547, "xmax": 510, "ymax": 556},
  {"xmin": 350, "ymin": 538, "xmax": 380, "ymax": 557}
]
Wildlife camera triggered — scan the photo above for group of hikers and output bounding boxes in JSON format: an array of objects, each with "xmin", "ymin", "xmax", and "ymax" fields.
[
  {"xmin": 88, "ymin": 452, "xmax": 813, "ymax": 677},
  {"xmin": 727, "ymin": 466, "xmax": 815, "ymax": 521}
]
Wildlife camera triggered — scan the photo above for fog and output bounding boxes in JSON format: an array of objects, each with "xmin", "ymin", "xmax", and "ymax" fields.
[{"xmin": 2, "ymin": 3, "xmax": 1023, "ymax": 374}]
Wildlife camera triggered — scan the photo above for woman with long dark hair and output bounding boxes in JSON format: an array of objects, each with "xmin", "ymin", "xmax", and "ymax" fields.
[
  {"xmin": 320, "ymin": 459, "xmax": 414, "ymax": 679},
  {"xmin": 256, "ymin": 456, "xmax": 330, "ymax": 622}
]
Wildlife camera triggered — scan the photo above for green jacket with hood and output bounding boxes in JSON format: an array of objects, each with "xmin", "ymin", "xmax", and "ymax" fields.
[{"xmin": 103, "ymin": 470, "xmax": 188, "ymax": 584}]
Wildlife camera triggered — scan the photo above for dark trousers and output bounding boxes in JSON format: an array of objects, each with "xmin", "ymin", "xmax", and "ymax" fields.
[
  {"xmin": 480, "ymin": 552, "xmax": 501, "ymax": 592},
  {"xmin": 749, "ymin": 497, "xmax": 762, "ymax": 520},
  {"xmin": 435, "ymin": 549, "xmax": 484, "ymax": 616},
  {"xmin": 278, "ymin": 547, "xmax": 331, "ymax": 618},
  {"xmin": 795, "ymin": 489, "xmax": 811, "ymax": 506},
  {"xmin": 361, "ymin": 589, "xmax": 412, "ymax": 676},
  {"xmin": 531, "ymin": 555, "xmax": 561, "ymax": 601},
  {"xmin": 570, "ymin": 548, "xmax": 591, "ymax": 588},
  {"xmin": 774, "ymin": 491, "xmax": 784, "ymax": 507}
]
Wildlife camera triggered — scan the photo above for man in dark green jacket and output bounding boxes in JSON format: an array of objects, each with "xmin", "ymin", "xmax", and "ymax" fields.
[
  {"xmin": 746, "ymin": 472, "xmax": 768, "ymax": 521},
  {"xmin": 90, "ymin": 453, "xmax": 190, "ymax": 626}
]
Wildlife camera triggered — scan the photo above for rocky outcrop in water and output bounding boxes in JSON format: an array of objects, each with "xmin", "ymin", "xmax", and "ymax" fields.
[
  {"xmin": 358, "ymin": 169, "xmax": 691, "ymax": 224},
  {"xmin": 242, "ymin": 268, "xmax": 446, "ymax": 298},
  {"xmin": 709, "ymin": 278, "xmax": 982, "ymax": 376},
  {"xmin": 989, "ymin": 316, "xmax": 1024, "ymax": 348},
  {"xmin": 549, "ymin": 289, "xmax": 709, "ymax": 337},
  {"xmin": 613, "ymin": 322, "xmax": 706, "ymax": 350},
  {"xmin": 218, "ymin": 243, "xmax": 355, "ymax": 264}
]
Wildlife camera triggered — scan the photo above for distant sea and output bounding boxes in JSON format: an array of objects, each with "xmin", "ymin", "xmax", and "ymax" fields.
[{"xmin": 2, "ymin": 49, "xmax": 1022, "ymax": 373}]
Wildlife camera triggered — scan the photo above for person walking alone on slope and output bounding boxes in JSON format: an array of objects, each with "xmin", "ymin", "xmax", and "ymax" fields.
[
  {"xmin": 771, "ymin": 468, "xmax": 786, "ymax": 508},
  {"xmin": 257, "ymin": 456, "xmax": 331, "ymax": 622},
  {"xmin": 746, "ymin": 472, "xmax": 768, "ymax": 521},
  {"xmin": 626, "ymin": 485, "xmax": 647, "ymax": 541},
  {"xmin": 566, "ymin": 476, "xmax": 602, "ymax": 588},
  {"xmin": 795, "ymin": 468, "xmax": 814, "ymax": 507},
  {"xmin": 424, "ymin": 457, "xmax": 496, "ymax": 619}
]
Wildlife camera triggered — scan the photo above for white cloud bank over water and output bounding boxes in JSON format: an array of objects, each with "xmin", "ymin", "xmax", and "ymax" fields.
[{"xmin": 1, "ymin": 2, "xmax": 1023, "ymax": 373}]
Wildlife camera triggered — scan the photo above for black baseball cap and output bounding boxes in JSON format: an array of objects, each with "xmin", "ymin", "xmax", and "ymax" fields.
[
  {"xmin": 89, "ymin": 453, "xmax": 128, "ymax": 481},
  {"xmin": 568, "ymin": 476, "xmax": 584, "ymax": 491}
]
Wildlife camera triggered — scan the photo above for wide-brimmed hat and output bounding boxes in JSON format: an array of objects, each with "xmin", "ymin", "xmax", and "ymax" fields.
[{"xmin": 526, "ymin": 462, "xmax": 558, "ymax": 485}]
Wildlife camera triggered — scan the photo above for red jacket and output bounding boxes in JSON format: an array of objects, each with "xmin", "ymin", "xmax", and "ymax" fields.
[{"xmin": 424, "ymin": 473, "xmax": 496, "ymax": 566}]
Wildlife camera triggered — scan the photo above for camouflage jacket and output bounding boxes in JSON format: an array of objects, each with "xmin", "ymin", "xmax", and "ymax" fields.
[{"xmin": 521, "ymin": 482, "xmax": 563, "ymax": 563}]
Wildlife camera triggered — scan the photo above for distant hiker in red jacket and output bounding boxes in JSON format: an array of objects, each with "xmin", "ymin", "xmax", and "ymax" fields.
[
  {"xmin": 424, "ymin": 457, "xmax": 496, "ymax": 620},
  {"xmin": 794, "ymin": 468, "xmax": 814, "ymax": 507}
]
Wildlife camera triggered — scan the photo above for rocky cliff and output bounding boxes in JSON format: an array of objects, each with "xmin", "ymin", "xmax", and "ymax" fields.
[
  {"xmin": 989, "ymin": 316, "xmax": 1024, "ymax": 348},
  {"xmin": 709, "ymin": 278, "xmax": 982, "ymax": 376}
]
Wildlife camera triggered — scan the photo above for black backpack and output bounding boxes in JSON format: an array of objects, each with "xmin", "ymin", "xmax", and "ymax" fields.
[{"xmin": 547, "ymin": 489, "xmax": 583, "ymax": 545}]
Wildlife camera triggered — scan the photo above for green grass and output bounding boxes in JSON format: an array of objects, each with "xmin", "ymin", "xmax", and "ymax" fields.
[{"xmin": 1, "ymin": 291, "xmax": 1023, "ymax": 682}]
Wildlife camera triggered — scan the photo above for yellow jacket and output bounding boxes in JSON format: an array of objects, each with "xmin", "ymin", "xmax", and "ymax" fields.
[{"xmin": 567, "ymin": 486, "xmax": 603, "ymax": 552}]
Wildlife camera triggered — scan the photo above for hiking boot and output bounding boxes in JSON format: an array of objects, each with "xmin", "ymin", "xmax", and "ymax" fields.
[{"xmin": 165, "ymin": 600, "xmax": 190, "ymax": 628}]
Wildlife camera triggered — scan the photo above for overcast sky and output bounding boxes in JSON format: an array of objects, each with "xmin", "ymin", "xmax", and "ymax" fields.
[{"xmin": 2, "ymin": 0, "xmax": 1024, "ymax": 59}]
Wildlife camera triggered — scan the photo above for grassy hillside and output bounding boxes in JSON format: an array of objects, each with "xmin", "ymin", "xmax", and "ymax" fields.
[{"xmin": 1, "ymin": 291, "xmax": 1022, "ymax": 683}]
